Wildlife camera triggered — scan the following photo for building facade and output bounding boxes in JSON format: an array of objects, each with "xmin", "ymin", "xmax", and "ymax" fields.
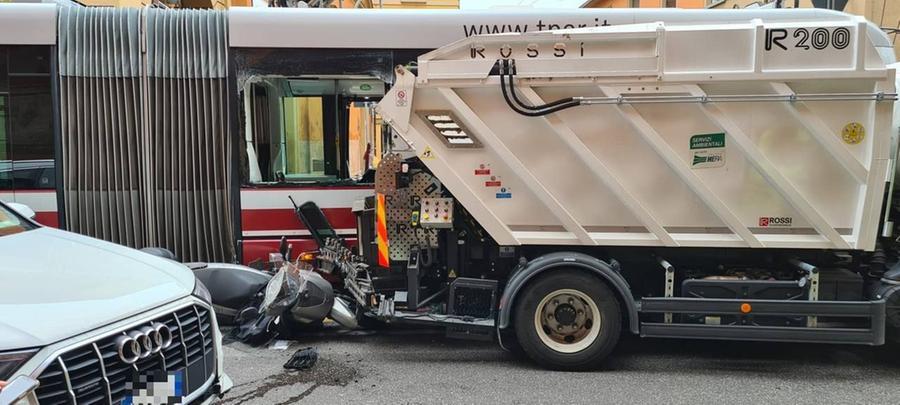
[
  {"xmin": 373, "ymin": 0, "xmax": 458, "ymax": 8},
  {"xmin": 583, "ymin": 0, "xmax": 706, "ymax": 8}
]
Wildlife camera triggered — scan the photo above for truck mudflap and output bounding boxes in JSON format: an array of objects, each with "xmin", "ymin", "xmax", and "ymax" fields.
[
  {"xmin": 639, "ymin": 297, "xmax": 886, "ymax": 345},
  {"xmin": 497, "ymin": 252, "xmax": 640, "ymax": 334}
]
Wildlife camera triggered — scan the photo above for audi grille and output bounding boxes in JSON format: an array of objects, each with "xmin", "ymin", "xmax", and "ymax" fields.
[{"xmin": 33, "ymin": 305, "xmax": 215, "ymax": 404}]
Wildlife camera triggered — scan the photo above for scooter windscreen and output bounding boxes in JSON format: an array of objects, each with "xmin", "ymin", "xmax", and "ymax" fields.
[{"xmin": 261, "ymin": 265, "xmax": 307, "ymax": 317}]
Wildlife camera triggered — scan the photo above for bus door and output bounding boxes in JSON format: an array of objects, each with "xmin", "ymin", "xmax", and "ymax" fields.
[{"xmin": 240, "ymin": 76, "xmax": 387, "ymax": 266}]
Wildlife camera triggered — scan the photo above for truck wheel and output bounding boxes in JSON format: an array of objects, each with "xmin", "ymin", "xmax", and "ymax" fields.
[{"xmin": 514, "ymin": 270, "xmax": 621, "ymax": 370}]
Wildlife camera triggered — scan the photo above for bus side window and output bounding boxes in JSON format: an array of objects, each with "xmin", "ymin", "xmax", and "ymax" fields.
[
  {"xmin": 39, "ymin": 167, "xmax": 55, "ymax": 189},
  {"xmin": 1, "ymin": 94, "xmax": 8, "ymax": 188},
  {"xmin": 347, "ymin": 101, "xmax": 381, "ymax": 181},
  {"xmin": 283, "ymin": 96, "xmax": 329, "ymax": 180},
  {"xmin": 0, "ymin": 46, "xmax": 55, "ymax": 192},
  {"xmin": 243, "ymin": 77, "xmax": 384, "ymax": 185}
]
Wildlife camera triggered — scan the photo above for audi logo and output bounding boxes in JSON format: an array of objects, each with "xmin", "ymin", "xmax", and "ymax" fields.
[{"xmin": 114, "ymin": 322, "xmax": 173, "ymax": 364}]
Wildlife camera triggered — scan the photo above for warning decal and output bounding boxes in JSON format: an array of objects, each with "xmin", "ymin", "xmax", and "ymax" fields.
[
  {"xmin": 421, "ymin": 146, "xmax": 435, "ymax": 160},
  {"xmin": 841, "ymin": 122, "xmax": 865, "ymax": 145},
  {"xmin": 396, "ymin": 89, "xmax": 408, "ymax": 107},
  {"xmin": 690, "ymin": 132, "xmax": 726, "ymax": 169}
]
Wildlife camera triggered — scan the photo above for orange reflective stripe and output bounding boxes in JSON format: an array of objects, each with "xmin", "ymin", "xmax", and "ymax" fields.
[{"xmin": 375, "ymin": 193, "xmax": 389, "ymax": 267}]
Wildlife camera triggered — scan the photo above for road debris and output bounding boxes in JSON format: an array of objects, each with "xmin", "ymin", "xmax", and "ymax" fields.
[{"xmin": 284, "ymin": 347, "xmax": 319, "ymax": 371}]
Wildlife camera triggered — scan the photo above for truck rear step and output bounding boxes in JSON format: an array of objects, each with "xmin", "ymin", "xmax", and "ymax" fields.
[{"xmin": 390, "ymin": 310, "xmax": 496, "ymax": 341}]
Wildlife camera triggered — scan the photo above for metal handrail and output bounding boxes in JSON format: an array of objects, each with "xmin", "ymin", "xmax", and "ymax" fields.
[{"xmin": 576, "ymin": 92, "xmax": 898, "ymax": 105}]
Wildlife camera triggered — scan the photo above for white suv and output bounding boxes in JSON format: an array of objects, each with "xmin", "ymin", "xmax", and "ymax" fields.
[{"xmin": 0, "ymin": 201, "xmax": 232, "ymax": 404}]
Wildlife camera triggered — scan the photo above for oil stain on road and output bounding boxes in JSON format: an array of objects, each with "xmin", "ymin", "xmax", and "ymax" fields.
[{"xmin": 220, "ymin": 357, "xmax": 359, "ymax": 405}]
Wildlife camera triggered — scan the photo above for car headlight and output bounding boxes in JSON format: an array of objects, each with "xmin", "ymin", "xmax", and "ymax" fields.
[
  {"xmin": 193, "ymin": 278, "xmax": 212, "ymax": 305},
  {"xmin": 0, "ymin": 349, "xmax": 38, "ymax": 381}
]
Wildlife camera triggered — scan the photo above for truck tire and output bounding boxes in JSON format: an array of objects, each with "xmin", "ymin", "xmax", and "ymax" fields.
[{"xmin": 513, "ymin": 270, "xmax": 621, "ymax": 370}]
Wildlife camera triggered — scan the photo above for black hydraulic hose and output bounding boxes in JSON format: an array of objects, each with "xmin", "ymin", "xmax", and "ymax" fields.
[
  {"xmin": 499, "ymin": 59, "xmax": 581, "ymax": 117},
  {"xmin": 506, "ymin": 74, "xmax": 578, "ymax": 111},
  {"xmin": 500, "ymin": 61, "xmax": 579, "ymax": 115},
  {"xmin": 500, "ymin": 72, "xmax": 545, "ymax": 116},
  {"xmin": 500, "ymin": 72, "xmax": 580, "ymax": 117},
  {"xmin": 502, "ymin": 60, "xmax": 576, "ymax": 111}
]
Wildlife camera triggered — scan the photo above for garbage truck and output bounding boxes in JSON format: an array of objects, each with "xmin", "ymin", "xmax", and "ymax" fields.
[{"xmin": 293, "ymin": 15, "xmax": 900, "ymax": 371}]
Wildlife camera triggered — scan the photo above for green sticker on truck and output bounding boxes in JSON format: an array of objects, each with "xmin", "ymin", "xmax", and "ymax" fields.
[{"xmin": 690, "ymin": 133, "xmax": 725, "ymax": 169}]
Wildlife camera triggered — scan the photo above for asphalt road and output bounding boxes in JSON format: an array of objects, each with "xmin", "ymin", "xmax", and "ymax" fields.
[{"xmin": 218, "ymin": 326, "xmax": 900, "ymax": 404}]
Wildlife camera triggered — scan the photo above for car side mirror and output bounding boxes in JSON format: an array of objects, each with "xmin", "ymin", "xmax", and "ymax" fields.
[{"xmin": 6, "ymin": 203, "xmax": 36, "ymax": 220}]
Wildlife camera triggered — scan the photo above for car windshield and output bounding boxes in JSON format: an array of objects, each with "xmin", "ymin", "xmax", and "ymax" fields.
[{"xmin": 0, "ymin": 203, "xmax": 33, "ymax": 237}]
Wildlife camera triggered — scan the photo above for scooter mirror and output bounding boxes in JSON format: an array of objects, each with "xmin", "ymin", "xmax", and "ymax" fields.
[{"xmin": 279, "ymin": 236, "xmax": 289, "ymax": 261}]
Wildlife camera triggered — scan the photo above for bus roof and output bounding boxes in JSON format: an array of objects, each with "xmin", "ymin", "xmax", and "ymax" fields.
[
  {"xmin": 0, "ymin": 3, "xmax": 55, "ymax": 46},
  {"xmin": 228, "ymin": 7, "xmax": 876, "ymax": 49},
  {"xmin": 0, "ymin": 4, "xmax": 889, "ymax": 55}
]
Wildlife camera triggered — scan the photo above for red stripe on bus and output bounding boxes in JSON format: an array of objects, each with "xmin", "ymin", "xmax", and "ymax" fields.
[
  {"xmin": 241, "ymin": 208, "xmax": 357, "ymax": 231},
  {"xmin": 241, "ymin": 185, "xmax": 375, "ymax": 191},
  {"xmin": 241, "ymin": 237, "xmax": 358, "ymax": 265},
  {"xmin": 34, "ymin": 212, "xmax": 59, "ymax": 228}
]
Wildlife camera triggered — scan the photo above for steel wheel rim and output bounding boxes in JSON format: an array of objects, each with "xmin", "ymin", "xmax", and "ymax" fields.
[{"xmin": 533, "ymin": 288, "xmax": 601, "ymax": 354}]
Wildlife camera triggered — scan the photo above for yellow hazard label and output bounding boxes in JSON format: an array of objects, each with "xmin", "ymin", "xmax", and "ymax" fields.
[
  {"xmin": 841, "ymin": 122, "xmax": 865, "ymax": 145},
  {"xmin": 420, "ymin": 146, "xmax": 435, "ymax": 160}
]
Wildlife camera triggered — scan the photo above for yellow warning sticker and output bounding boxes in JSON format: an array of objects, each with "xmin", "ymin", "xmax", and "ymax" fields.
[
  {"xmin": 841, "ymin": 122, "xmax": 865, "ymax": 145},
  {"xmin": 420, "ymin": 146, "xmax": 435, "ymax": 159}
]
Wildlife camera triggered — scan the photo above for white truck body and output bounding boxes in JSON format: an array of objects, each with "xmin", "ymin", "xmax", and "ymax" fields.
[{"xmin": 378, "ymin": 17, "xmax": 899, "ymax": 251}]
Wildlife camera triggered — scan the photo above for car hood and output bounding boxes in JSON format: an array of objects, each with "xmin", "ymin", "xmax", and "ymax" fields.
[{"xmin": 0, "ymin": 228, "xmax": 195, "ymax": 351}]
